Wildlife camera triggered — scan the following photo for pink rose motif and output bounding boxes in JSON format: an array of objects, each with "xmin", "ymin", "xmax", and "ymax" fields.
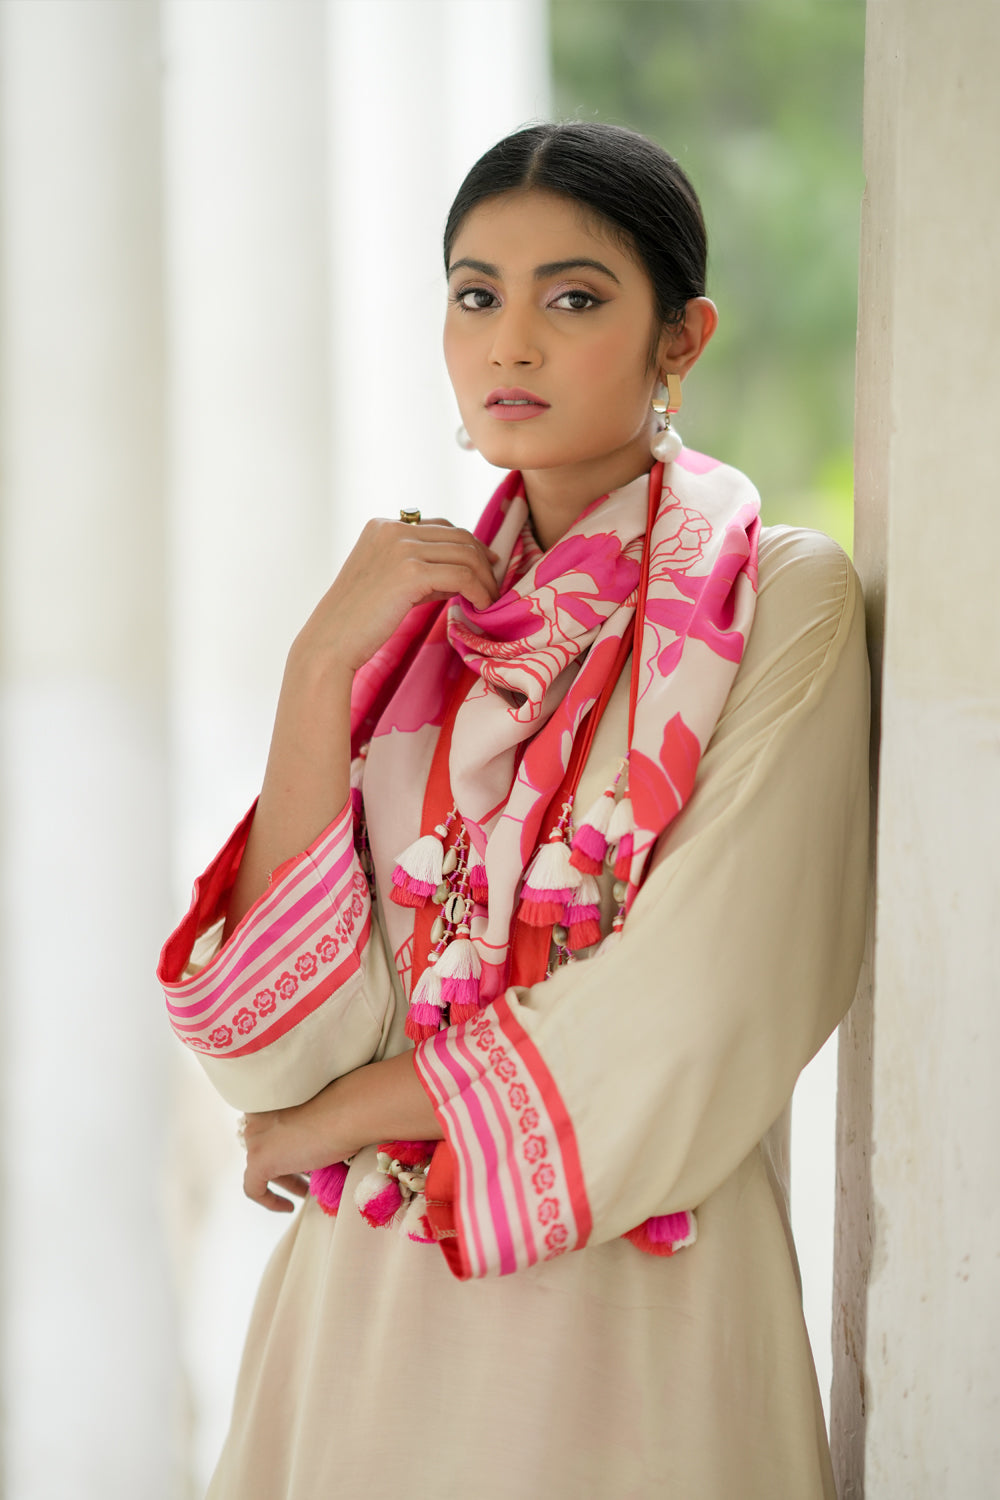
[
  {"xmin": 188, "ymin": 1037, "xmax": 211, "ymax": 1052},
  {"xmin": 233, "ymin": 1008, "xmax": 256, "ymax": 1036},
  {"xmin": 489, "ymin": 1048, "xmax": 516, "ymax": 1082},
  {"xmin": 537, "ymin": 1196, "xmax": 560, "ymax": 1225},
  {"xmin": 275, "ymin": 972, "xmax": 299, "ymax": 1001},
  {"xmin": 253, "ymin": 988, "xmax": 277, "ymax": 1015},
  {"xmin": 523, "ymin": 1134, "xmax": 547, "ymax": 1164},
  {"xmin": 295, "ymin": 953, "xmax": 318, "ymax": 981},
  {"xmin": 343, "ymin": 908, "xmax": 355, "ymax": 936},
  {"xmin": 317, "ymin": 934, "xmax": 339, "ymax": 963},
  {"xmin": 208, "ymin": 1026, "xmax": 232, "ymax": 1049},
  {"xmin": 475, "ymin": 1027, "xmax": 496, "ymax": 1052},
  {"xmin": 655, "ymin": 506, "xmax": 712, "ymax": 571},
  {"xmin": 470, "ymin": 1015, "xmax": 490, "ymax": 1036},
  {"xmin": 353, "ymin": 871, "xmax": 367, "ymax": 894},
  {"xmin": 508, "ymin": 1082, "xmax": 529, "ymax": 1110},
  {"xmin": 544, "ymin": 1224, "xmax": 569, "ymax": 1253},
  {"xmin": 519, "ymin": 1108, "xmax": 540, "ymax": 1133},
  {"xmin": 351, "ymin": 893, "xmax": 364, "ymax": 918},
  {"xmin": 532, "ymin": 1163, "xmax": 556, "ymax": 1193}
]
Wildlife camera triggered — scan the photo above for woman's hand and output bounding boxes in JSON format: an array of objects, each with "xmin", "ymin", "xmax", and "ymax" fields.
[
  {"xmin": 240, "ymin": 1052, "xmax": 443, "ymax": 1213},
  {"xmin": 225, "ymin": 518, "xmax": 498, "ymax": 933},
  {"xmin": 294, "ymin": 517, "xmax": 500, "ymax": 674}
]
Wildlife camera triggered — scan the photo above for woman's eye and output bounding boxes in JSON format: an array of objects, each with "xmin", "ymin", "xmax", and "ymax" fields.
[
  {"xmin": 455, "ymin": 287, "xmax": 498, "ymax": 311},
  {"xmin": 550, "ymin": 290, "xmax": 601, "ymax": 311}
]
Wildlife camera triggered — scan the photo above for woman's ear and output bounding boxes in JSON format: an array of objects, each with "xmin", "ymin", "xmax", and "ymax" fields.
[{"xmin": 657, "ymin": 297, "xmax": 718, "ymax": 381}]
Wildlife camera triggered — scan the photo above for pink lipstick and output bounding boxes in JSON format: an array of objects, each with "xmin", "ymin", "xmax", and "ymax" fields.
[{"xmin": 485, "ymin": 387, "xmax": 550, "ymax": 422}]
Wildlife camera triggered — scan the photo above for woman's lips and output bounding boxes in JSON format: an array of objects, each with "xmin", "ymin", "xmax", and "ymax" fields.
[{"xmin": 485, "ymin": 387, "xmax": 550, "ymax": 422}]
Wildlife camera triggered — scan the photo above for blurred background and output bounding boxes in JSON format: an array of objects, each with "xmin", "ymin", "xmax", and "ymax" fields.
[{"xmin": 0, "ymin": 2, "xmax": 863, "ymax": 1494}]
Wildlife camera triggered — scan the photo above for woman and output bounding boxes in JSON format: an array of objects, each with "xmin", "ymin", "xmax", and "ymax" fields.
[{"xmin": 159, "ymin": 122, "xmax": 869, "ymax": 1498}]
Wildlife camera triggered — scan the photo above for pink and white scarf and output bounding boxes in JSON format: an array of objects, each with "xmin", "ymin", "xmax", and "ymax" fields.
[{"xmin": 313, "ymin": 452, "xmax": 760, "ymax": 1248}]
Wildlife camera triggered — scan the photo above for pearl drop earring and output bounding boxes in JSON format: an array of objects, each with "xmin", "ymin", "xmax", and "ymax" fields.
[
  {"xmin": 650, "ymin": 372, "xmax": 683, "ymax": 464},
  {"xmin": 456, "ymin": 424, "xmax": 475, "ymax": 451}
]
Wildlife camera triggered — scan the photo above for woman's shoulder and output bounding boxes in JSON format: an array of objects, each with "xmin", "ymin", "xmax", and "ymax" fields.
[
  {"xmin": 755, "ymin": 523, "xmax": 862, "ymax": 642},
  {"xmin": 729, "ymin": 524, "xmax": 867, "ymax": 715}
]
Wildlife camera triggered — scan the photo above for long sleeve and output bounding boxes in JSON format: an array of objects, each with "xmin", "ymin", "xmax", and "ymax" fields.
[
  {"xmin": 414, "ymin": 528, "xmax": 870, "ymax": 1279},
  {"xmin": 158, "ymin": 796, "xmax": 395, "ymax": 1111}
]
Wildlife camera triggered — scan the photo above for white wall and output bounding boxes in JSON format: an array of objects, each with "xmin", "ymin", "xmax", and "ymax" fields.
[{"xmin": 835, "ymin": 2, "xmax": 1000, "ymax": 1493}]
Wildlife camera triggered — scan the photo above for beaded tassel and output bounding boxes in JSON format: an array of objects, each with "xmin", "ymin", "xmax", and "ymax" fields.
[
  {"xmin": 606, "ymin": 794, "xmax": 635, "ymax": 882},
  {"xmin": 354, "ymin": 1146, "xmax": 431, "ymax": 1230},
  {"xmin": 354, "ymin": 1169, "xmax": 405, "ymax": 1227},
  {"xmin": 404, "ymin": 967, "xmax": 446, "ymax": 1043},
  {"xmin": 623, "ymin": 1211, "xmax": 698, "ymax": 1257},
  {"xmin": 436, "ymin": 936, "xmax": 482, "ymax": 1023},
  {"xmin": 564, "ymin": 874, "xmax": 603, "ymax": 951},
  {"xmin": 467, "ymin": 846, "xmax": 489, "ymax": 904},
  {"xmin": 309, "ymin": 1160, "xmax": 350, "ymax": 1217},
  {"xmin": 401, "ymin": 1194, "xmax": 435, "ymax": 1244},
  {"xmin": 518, "ymin": 801, "xmax": 581, "ymax": 926},
  {"xmin": 390, "ymin": 816, "xmax": 452, "ymax": 907},
  {"xmin": 569, "ymin": 787, "xmax": 616, "ymax": 875}
]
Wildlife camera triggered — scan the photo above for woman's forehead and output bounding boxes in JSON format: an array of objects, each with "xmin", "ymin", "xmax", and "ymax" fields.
[{"xmin": 447, "ymin": 189, "xmax": 634, "ymax": 277}]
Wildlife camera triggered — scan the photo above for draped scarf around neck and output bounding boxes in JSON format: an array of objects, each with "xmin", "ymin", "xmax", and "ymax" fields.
[{"xmin": 354, "ymin": 453, "xmax": 760, "ymax": 1011}]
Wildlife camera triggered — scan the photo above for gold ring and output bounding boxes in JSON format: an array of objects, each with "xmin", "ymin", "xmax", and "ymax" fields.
[{"xmin": 399, "ymin": 508, "xmax": 422, "ymax": 525}]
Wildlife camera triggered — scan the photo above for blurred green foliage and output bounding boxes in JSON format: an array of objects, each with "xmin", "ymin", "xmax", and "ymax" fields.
[{"xmin": 550, "ymin": 0, "xmax": 865, "ymax": 550}]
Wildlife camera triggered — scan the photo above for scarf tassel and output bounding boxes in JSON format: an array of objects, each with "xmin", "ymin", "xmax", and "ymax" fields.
[
  {"xmin": 605, "ymin": 796, "xmax": 635, "ymax": 881},
  {"xmin": 564, "ymin": 874, "xmax": 603, "ymax": 951},
  {"xmin": 354, "ymin": 1171, "xmax": 405, "ymax": 1228},
  {"xmin": 404, "ymin": 969, "xmax": 446, "ymax": 1043},
  {"xmin": 623, "ymin": 1211, "xmax": 698, "ymax": 1257},
  {"xmin": 401, "ymin": 1193, "xmax": 435, "ymax": 1244},
  {"xmin": 436, "ymin": 937, "xmax": 482, "ymax": 1023},
  {"xmin": 467, "ymin": 848, "xmax": 489, "ymax": 903},
  {"xmin": 309, "ymin": 1160, "xmax": 350, "ymax": 1217},
  {"xmin": 390, "ymin": 831, "xmax": 446, "ymax": 907},
  {"xmin": 569, "ymin": 787, "xmax": 617, "ymax": 875},
  {"xmin": 518, "ymin": 838, "xmax": 581, "ymax": 927}
]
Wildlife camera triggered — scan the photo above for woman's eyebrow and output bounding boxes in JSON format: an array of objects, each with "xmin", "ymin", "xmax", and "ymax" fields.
[
  {"xmin": 534, "ymin": 258, "xmax": 621, "ymax": 284},
  {"xmin": 447, "ymin": 256, "xmax": 621, "ymax": 285}
]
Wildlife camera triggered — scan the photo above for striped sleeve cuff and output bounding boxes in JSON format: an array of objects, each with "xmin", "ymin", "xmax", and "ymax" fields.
[
  {"xmin": 158, "ymin": 797, "xmax": 370, "ymax": 1062},
  {"xmin": 413, "ymin": 994, "xmax": 593, "ymax": 1279}
]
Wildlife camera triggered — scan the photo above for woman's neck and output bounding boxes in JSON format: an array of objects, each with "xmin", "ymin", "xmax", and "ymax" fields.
[{"xmin": 521, "ymin": 437, "xmax": 655, "ymax": 550}]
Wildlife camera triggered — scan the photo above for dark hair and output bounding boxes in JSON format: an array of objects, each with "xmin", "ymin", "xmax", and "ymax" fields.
[{"xmin": 443, "ymin": 121, "xmax": 707, "ymax": 336}]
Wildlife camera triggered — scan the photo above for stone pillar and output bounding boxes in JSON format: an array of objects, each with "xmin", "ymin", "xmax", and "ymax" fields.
[
  {"xmin": 834, "ymin": 2, "xmax": 1000, "ymax": 1493},
  {"xmin": 0, "ymin": 3, "xmax": 175, "ymax": 1495}
]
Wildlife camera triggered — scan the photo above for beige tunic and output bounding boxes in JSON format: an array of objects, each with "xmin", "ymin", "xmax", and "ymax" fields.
[{"xmin": 194, "ymin": 526, "xmax": 869, "ymax": 1499}]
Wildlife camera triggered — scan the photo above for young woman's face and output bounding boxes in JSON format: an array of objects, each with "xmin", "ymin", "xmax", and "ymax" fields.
[{"xmin": 444, "ymin": 189, "xmax": 668, "ymax": 493}]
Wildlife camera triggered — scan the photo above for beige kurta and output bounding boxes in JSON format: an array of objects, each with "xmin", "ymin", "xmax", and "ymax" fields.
[{"xmin": 180, "ymin": 525, "xmax": 869, "ymax": 1500}]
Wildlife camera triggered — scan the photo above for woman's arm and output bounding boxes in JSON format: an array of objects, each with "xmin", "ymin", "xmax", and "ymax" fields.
[
  {"xmin": 240, "ymin": 1051, "xmax": 441, "ymax": 1213},
  {"xmin": 224, "ymin": 517, "xmax": 500, "ymax": 936}
]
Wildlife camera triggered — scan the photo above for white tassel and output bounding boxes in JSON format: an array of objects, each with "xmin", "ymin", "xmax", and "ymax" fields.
[
  {"xmin": 394, "ymin": 832, "xmax": 445, "ymax": 887},
  {"xmin": 606, "ymin": 795, "xmax": 635, "ymax": 846},
  {"xmin": 574, "ymin": 786, "xmax": 617, "ymax": 839},
  {"xmin": 524, "ymin": 838, "xmax": 581, "ymax": 895},
  {"xmin": 434, "ymin": 937, "xmax": 481, "ymax": 981}
]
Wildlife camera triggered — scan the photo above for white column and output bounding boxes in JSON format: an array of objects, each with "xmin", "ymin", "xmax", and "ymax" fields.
[
  {"xmin": 327, "ymin": 0, "xmax": 551, "ymax": 560},
  {"xmin": 160, "ymin": 2, "xmax": 333, "ymax": 1487},
  {"xmin": 0, "ymin": 3, "xmax": 175, "ymax": 1495},
  {"xmin": 835, "ymin": 2, "xmax": 1000, "ymax": 1493}
]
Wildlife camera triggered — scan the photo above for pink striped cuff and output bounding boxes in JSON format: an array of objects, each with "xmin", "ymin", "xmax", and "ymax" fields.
[
  {"xmin": 158, "ymin": 798, "xmax": 370, "ymax": 1059},
  {"xmin": 413, "ymin": 994, "xmax": 592, "ymax": 1279}
]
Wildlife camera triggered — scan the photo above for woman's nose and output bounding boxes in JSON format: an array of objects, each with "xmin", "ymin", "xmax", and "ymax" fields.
[{"xmin": 488, "ymin": 306, "xmax": 541, "ymax": 368}]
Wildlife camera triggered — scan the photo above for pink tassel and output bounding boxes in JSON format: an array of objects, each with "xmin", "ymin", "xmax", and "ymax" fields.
[
  {"xmin": 389, "ymin": 831, "xmax": 445, "ymax": 908},
  {"xmin": 309, "ymin": 1160, "xmax": 350, "ymax": 1217},
  {"xmin": 405, "ymin": 968, "xmax": 445, "ymax": 1043},
  {"xmin": 378, "ymin": 1141, "xmax": 433, "ymax": 1168},
  {"xmin": 401, "ymin": 1195, "xmax": 435, "ymax": 1244},
  {"xmin": 623, "ymin": 1211, "xmax": 697, "ymax": 1257},
  {"xmin": 613, "ymin": 833, "xmax": 634, "ymax": 882},
  {"xmin": 565, "ymin": 874, "xmax": 602, "ymax": 951},
  {"xmin": 354, "ymin": 1171, "xmax": 404, "ymax": 1227},
  {"xmin": 518, "ymin": 838, "xmax": 580, "ymax": 927},
  {"xmin": 467, "ymin": 849, "xmax": 489, "ymax": 903},
  {"xmin": 436, "ymin": 937, "xmax": 481, "ymax": 1020},
  {"xmin": 569, "ymin": 787, "xmax": 617, "ymax": 875}
]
